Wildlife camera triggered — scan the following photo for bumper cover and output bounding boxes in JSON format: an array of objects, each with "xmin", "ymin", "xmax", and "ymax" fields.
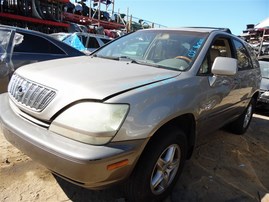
[
  {"xmin": 258, "ymin": 91, "xmax": 269, "ymax": 104},
  {"xmin": 0, "ymin": 93, "xmax": 147, "ymax": 189}
]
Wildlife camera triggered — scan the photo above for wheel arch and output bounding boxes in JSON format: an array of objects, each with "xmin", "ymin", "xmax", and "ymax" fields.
[
  {"xmin": 125, "ymin": 114, "xmax": 195, "ymax": 201},
  {"xmin": 251, "ymin": 90, "xmax": 260, "ymax": 112},
  {"xmin": 149, "ymin": 113, "xmax": 196, "ymax": 159},
  {"xmin": 252, "ymin": 91, "xmax": 259, "ymax": 103}
]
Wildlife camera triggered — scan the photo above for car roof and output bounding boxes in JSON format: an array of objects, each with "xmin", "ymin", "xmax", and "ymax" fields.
[
  {"xmin": 0, "ymin": 25, "xmax": 68, "ymax": 42},
  {"xmin": 51, "ymin": 32, "xmax": 112, "ymax": 39},
  {"xmin": 0, "ymin": 24, "xmax": 52, "ymax": 37},
  {"xmin": 75, "ymin": 32, "xmax": 112, "ymax": 39},
  {"xmin": 0, "ymin": 25, "xmax": 85, "ymax": 56}
]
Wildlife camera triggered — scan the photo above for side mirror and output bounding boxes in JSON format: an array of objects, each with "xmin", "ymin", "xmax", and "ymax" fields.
[{"xmin": 212, "ymin": 57, "xmax": 237, "ymax": 76}]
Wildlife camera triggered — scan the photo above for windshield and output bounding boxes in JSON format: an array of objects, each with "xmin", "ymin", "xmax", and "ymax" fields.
[
  {"xmin": 95, "ymin": 30, "xmax": 208, "ymax": 71},
  {"xmin": 259, "ymin": 61, "xmax": 269, "ymax": 78}
]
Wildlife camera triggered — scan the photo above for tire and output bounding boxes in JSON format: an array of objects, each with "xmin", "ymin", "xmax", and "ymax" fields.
[
  {"xmin": 227, "ymin": 98, "xmax": 255, "ymax": 135},
  {"xmin": 125, "ymin": 129, "xmax": 187, "ymax": 202}
]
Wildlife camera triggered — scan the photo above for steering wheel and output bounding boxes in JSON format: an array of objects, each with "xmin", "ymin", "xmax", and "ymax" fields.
[{"xmin": 175, "ymin": 56, "xmax": 192, "ymax": 63}]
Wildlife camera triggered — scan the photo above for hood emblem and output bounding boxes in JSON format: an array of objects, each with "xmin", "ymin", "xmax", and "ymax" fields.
[{"xmin": 16, "ymin": 85, "xmax": 26, "ymax": 97}]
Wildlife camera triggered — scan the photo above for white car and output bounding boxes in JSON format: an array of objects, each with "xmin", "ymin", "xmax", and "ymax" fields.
[{"xmin": 258, "ymin": 57, "xmax": 269, "ymax": 108}]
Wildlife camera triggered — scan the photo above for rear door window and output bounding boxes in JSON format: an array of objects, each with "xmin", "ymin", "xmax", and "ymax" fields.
[
  {"xmin": 232, "ymin": 39, "xmax": 253, "ymax": 71},
  {"xmin": 14, "ymin": 32, "xmax": 65, "ymax": 55},
  {"xmin": 245, "ymin": 43, "xmax": 259, "ymax": 69}
]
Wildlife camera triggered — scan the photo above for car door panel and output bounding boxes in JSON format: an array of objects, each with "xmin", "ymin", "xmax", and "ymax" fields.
[{"xmin": 197, "ymin": 74, "xmax": 242, "ymax": 134}]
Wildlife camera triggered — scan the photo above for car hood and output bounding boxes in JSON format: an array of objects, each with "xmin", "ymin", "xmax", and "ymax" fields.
[{"xmin": 14, "ymin": 56, "xmax": 180, "ymax": 120}]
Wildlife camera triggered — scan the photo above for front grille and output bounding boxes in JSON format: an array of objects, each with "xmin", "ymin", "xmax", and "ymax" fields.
[{"xmin": 8, "ymin": 74, "xmax": 56, "ymax": 111}]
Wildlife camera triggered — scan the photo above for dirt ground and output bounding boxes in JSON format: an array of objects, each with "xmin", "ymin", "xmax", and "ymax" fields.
[
  {"xmin": 0, "ymin": 76, "xmax": 9, "ymax": 94},
  {"xmin": 1, "ymin": 110, "xmax": 269, "ymax": 202}
]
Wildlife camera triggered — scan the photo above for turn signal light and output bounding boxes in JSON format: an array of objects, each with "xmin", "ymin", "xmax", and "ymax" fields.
[{"xmin": 107, "ymin": 159, "xmax": 129, "ymax": 171}]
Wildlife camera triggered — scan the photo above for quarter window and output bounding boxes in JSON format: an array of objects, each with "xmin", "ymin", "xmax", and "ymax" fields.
[
  {"xmin": 100, "ymin": 38, "xmax": 111, "ymax": 44},
  {"xmin": 77, "ymin": 35, "xmax": 88, "ymax": 47},
  {"xmin": 87, "ymin": 37, "xmax": 100, "ymax": 49}
]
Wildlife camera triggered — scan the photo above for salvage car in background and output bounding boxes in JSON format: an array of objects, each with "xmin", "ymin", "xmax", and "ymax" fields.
[
  {"xmin": 0, "ymin": 28, "xmax": 261, "ymax": 201},
  {"xmin": 252, "ymin": 42, "xmax": 269, "ymax": 56},
  {"xmin": 258, "ymin": 56, "xmax": 269, "ymax": 108},
  {"xmin": 0, "ymin": 25, "xmax": 85, "ymax": 93},
  {"xmin": 50, "ymin": 32, "xmax": 112, "ymax": 55}
]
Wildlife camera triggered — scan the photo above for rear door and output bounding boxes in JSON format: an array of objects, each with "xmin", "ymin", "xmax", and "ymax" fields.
[{"xmin": 232, "ymin": 39, "xmax": 259, "ymax": 105}]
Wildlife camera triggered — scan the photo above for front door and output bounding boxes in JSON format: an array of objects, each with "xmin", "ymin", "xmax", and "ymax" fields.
[{"xmin": 197, "ymin": 36, "xmax": 243, "ymax": 133}]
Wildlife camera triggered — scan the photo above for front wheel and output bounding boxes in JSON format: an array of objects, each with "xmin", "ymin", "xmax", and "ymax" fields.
[
  {"xmin": 125, "ymin": 129, "xmax": 187, "ymax": 202},
  {"xmin": 227, "ymin": 98, "xmax": 255, "ymax": 135}
]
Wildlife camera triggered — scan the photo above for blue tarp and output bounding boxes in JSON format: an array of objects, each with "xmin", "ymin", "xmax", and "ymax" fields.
[{"xmin": 63, "ymin": 34, "xmax": 86, "ymax": 52}]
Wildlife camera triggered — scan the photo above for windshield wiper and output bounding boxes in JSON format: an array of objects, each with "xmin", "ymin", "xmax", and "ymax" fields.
[
  {"xmin": 91, "ymin": 54, "xmax": 119, "ymax": 60},
  {"xmin": 119, "ymin": 57, "xmax": 171, "ymax": 69},
  {"xmin": 116, "ymin": 56, "xmax": 139, "ymax": 63},
  {"xmin": 92, "ymin": 55, "xmax": 168, "ymax": 69}
]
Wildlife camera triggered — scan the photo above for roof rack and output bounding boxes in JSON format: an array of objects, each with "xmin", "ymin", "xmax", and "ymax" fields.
[{"xmin": 187, "ymin": 27, "xmax": 232, "ymax": 34}]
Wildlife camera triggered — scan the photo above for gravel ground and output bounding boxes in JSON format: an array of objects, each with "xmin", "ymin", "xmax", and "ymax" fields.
[{"xmin": 1, "ymin": 111, "xmax": 269, "ymax": 202}]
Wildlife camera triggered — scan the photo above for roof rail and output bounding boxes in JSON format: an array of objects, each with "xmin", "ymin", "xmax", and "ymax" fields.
[{"xmin": 187, "ymin": 27, "xmax": 232, "ymax": 34}]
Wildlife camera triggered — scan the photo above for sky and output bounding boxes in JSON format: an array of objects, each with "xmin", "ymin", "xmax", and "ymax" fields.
[{"xmin": 103, "ymin": 0, "xmax": 269, "ymax": 36}]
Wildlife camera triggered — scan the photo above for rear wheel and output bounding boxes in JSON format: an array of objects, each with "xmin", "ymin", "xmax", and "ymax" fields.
[
  {"xmin": 227, "ymin": 98, "xmax": 255, "ymax": 135},
  {"xmin": 125, "ymin": 129, "xmax": 187, "ymax": 202}
]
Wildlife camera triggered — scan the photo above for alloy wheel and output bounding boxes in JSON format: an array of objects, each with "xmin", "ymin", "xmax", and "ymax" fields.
[
  {"xmin": 150, "ymin": 144, "xmax": 180, "ymax": 195},
  {"xmin": 243, "ymin": 104, "xmax": 252, "ymax": 128}
]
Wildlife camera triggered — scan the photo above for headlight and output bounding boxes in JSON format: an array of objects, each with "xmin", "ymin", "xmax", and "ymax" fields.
[{"xmin": 49, "ymin": 102, "xmax": 129, "ymax": 145}]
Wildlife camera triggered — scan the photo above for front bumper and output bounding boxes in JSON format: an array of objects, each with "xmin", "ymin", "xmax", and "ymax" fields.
[
  {"xmin": 258, "ymin": 90, "xmax": 269, "ymax": 104},
  {"xmin": 0, "ymin": 93, "xmax": 147, "ymax": 189}
]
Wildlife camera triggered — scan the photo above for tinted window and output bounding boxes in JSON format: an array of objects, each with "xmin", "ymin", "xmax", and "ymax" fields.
[
  {"xmin": 246, "ymin": 43, "xmax": 259, "ymax": 69},
  {"xmin": 100, "ymin": 38, "xmax": 111, "ymax": 44},
  {"xmin": 77, "ymin": 35, "xmax": 88, "ymax": 47},
  {"xmin": 233, "ymin": 39, "xmax": 253, "ymax": 71},
  {"xmin": 87, "ymin": 37, "xmax": 100, "ymax": 49},
  {"xmin": 14, "ymin": 32, "xmax": 65, "ymax": 55}
]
